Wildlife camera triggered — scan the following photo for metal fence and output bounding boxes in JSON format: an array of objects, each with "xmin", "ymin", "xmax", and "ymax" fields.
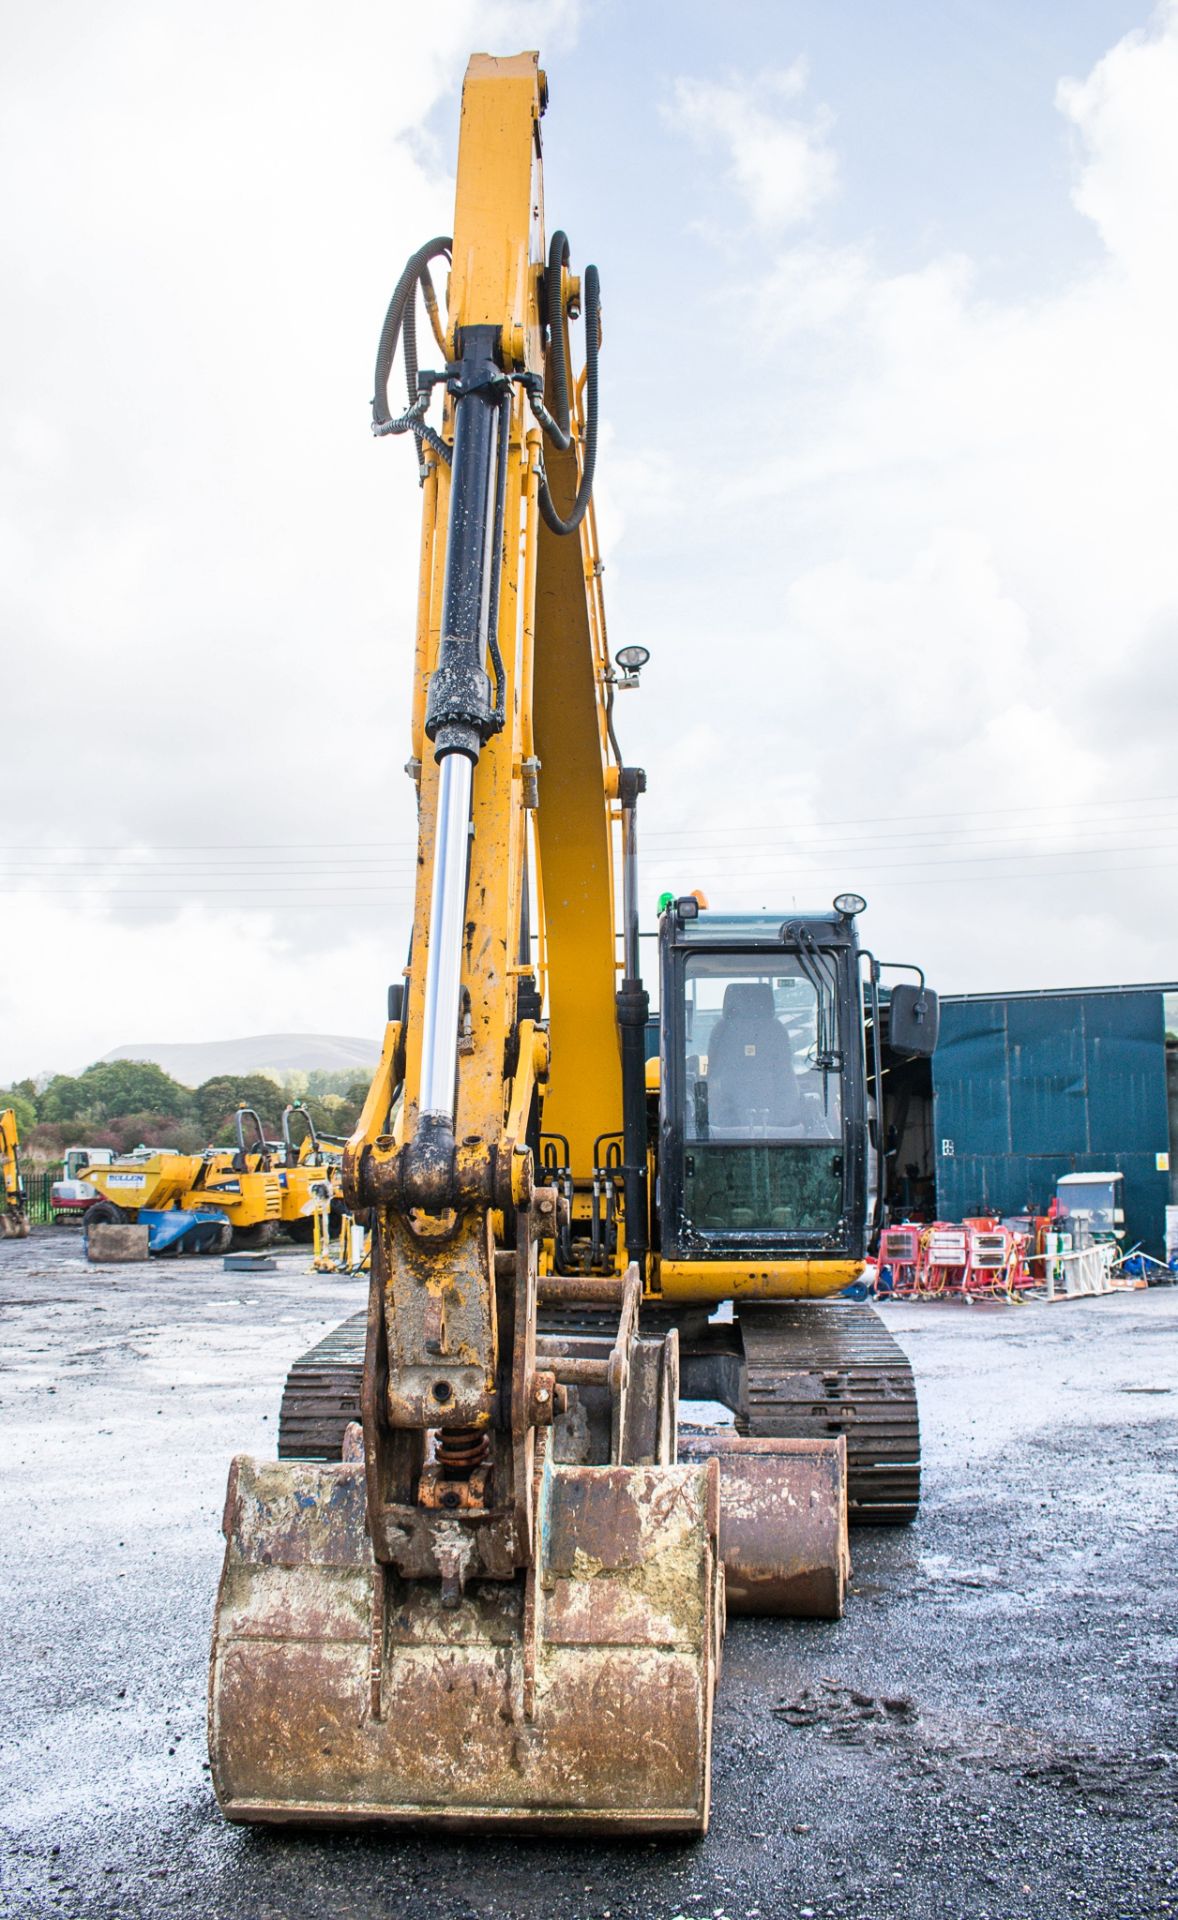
[{"xmin": 21, "ymin": 1169, "xmax": 64, "ymax": 1225}]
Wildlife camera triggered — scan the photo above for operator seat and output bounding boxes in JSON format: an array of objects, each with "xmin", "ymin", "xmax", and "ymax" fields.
[{"xmin": 706, "ymin": 981, "xmax": 802, "ymax": 1131}]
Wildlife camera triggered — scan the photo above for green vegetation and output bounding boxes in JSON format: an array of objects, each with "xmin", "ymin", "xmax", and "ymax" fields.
[{"xmin": 0, "ymin": 1063, "xmax": 374, "ymax": 1164}]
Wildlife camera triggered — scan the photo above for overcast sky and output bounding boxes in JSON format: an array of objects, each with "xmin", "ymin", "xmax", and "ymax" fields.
[{"xmin": 3, "ymin": 0, "xmax": 1177, "ymax": 1081}]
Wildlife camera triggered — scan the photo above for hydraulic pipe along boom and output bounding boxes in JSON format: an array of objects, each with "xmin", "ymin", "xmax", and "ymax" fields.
[{"xmin": 617, "ymin": 767, "xmax": 649, "ymax": 1273}]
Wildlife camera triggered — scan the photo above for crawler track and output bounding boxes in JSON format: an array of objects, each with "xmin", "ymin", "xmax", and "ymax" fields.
[
  {"xmin": 277, "ymin": 1300, "xmax": 922, "ymax": 1526},
  {"xmin": 277, "ymin": 1311, "xmax": 365, "ymax": 1459},
  {"xmin": 737, "ymin": 1302, "xmax": 920, "ymax": 1524}
]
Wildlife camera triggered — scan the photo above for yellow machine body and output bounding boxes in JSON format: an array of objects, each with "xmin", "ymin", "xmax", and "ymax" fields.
[
  {"xmin": 273, "ymin": 1163, "xmax": 334, "ymax": 1227},
  {"xmin": 1, "ymin": 1108, "xmax": 30, "ymax": 1238},
  {"xmin": 229, "ymin": 1107, "xmax": 337, "ymax": 1237},
  {"xmin": 209, "ymin": 50, "xmax": 722, "ymax": 1835},
  {"xmin": 208, "ymin": 47, "xmax": 884, "ymax": 1838},
  {"xmin": 83, "ymin": 1149, "xmax": 281, "ymax": 1232},
  {"xmin": 657, "ymin": 1259, "xmax": 865, "ymax": 1302}
]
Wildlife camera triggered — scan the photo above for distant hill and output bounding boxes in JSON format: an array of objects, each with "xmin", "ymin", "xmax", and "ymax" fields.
[{"xmin": 101, "ymin": 1033, "xmax": 378, "ymax": 1084}]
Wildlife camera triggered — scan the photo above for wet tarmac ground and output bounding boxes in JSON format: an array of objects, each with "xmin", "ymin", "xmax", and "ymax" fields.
[{"xmin": 1, "ymin": 1228, "xmax": 1175, "ymax": 1920}]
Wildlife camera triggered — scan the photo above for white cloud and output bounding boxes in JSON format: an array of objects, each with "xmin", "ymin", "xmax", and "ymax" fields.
[
  {"xmin": 6, "ymin": 5, "xmax": 1178, "ymax": 1078},
  {"xmin": 1057, "ymin": 0, "xmax": 1178, "ymax": 285},
  {"xmin": 0, "ymin": 897, "xmax": 395, "ymax": 1080},
  {"xmin": 633, "ymin": 7, "xmax": 1178, "ymax": 995},
  {"xmin": 663, "ymin": 63, "xmax": 837, "ymax": 231},
  {"xmin": 0, "ymin": 0, "xmax": 578, "ymax": 1078}
]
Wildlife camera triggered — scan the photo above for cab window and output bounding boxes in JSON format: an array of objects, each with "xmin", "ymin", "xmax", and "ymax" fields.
[{"xmin": 679, "ymin": 953, "xmax": 844, "ymax": 1237}]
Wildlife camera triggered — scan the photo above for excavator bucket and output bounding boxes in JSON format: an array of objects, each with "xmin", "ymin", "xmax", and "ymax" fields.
[
  {"xmin": 209, "ymin": 1438, "xmax": 722, "ymax": 1831},
  {"xmin": 679, "ymin": 1434, "xmax": 850, "ymax": 1619}
]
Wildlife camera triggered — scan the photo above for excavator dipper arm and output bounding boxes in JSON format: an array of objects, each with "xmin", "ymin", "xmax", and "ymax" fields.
[{"xmin": 208, "ymin": 52, "xmax": 721, "ymax": 1832}]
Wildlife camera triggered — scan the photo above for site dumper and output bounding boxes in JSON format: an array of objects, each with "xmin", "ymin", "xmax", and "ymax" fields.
[
  {"xmin": 274, "ymin": 1102, "xmax": 341, "ymax": 1242},
  {"xmin": 81, "ymin": 1144, "xmax": 281, "ymax": 1252}
]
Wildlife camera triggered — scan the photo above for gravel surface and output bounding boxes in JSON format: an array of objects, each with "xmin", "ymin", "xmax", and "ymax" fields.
[{"xmin": 1, "ymin": 1229, "xmax": 1175, "ymax": 1920}]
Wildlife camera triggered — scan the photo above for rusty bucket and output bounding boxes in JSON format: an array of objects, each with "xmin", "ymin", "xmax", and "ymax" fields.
[
  {"xmin": 679, "ymin": 1434, "xmax": 849, "ymax": 1619},
  {"xmin": 209, "ymin": 1447, "xmax": 721, "ymax": 1832}
]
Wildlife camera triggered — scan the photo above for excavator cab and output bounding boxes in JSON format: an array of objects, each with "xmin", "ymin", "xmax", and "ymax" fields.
[
  {"xmin": 660, "ymin": 903, "xmax": 869, "ymax": 1266},
  {"xmin": 655, "ymin": 897, "xmax": 937, "ymax": 1548},
  {"xmin": 657, "ymin": 896, "xmax": 938, "ymax": 1291}
]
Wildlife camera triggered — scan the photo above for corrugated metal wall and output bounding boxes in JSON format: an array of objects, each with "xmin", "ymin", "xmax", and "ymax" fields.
[{"xmin": 933, "ymin": 989, "xmax": 1170, "ymax": 1252}]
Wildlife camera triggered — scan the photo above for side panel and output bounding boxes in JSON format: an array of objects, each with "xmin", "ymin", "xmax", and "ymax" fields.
[
  {"xmin": 933, "ymin": 990, "xmax": 1170, "ymax": 1251},
  {"xmin": 658, "ymin": 1258, "xmax": 863, "ymax": 1301},
  {"xmin": 1006, "ymin": 997, "xmax": 1087, "ymax": 1150}
]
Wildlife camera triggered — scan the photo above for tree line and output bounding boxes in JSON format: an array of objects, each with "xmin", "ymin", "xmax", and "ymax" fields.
[{"xmin": 0, "ymin": 1060, "xmax": 374, "ymax": 1164}]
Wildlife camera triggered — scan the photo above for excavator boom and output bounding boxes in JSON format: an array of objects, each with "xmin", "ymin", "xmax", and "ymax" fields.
[{"xmin": 209, "ymin": 51, "xmax": 721, "ymax": 1832}]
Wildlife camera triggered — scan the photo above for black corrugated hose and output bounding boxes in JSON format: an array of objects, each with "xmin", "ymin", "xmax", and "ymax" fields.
[
  {"xmin": 371, "ymin": 228, "xmax": 600, "ymax": 533},
  {"xmin": 371, "ymin": 236, "xmax": 453, "ymax": 463},
  {"xmin": 536, "ymin": 229, "xmax": 600, "ymax": 537}
]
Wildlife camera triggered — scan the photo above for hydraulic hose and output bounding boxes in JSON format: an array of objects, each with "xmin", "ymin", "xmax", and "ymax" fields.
[
  {"xmin": 541, "ymin": 232, "xmax": 573, "ymax": 449},
  {"xmin": 534, "ymin": 229, "xmax": 600, "ymax": 537},
  {"xmin": 372, "ymin": 235, "xmax": 451, "ymax": 426},
  {"xmin": 372, "ymin": 237, "xmax": 453, "ymax": 462}
]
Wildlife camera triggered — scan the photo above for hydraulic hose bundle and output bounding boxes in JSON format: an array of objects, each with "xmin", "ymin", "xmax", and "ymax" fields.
[
  {"xmin": 371, "ymin": 235, "xmax": 454, "ymax": 465},
  {"xmin": 529, "ymin": 230, "xmax": 601, "ymax": 536},
  {"xmin": 370, "ymin": 228, "xmax": 600, "ymax": 536}
]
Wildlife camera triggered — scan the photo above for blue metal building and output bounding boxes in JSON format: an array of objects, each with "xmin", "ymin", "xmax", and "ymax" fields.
[{"xmin": 932, "ymin": 984, "xmax": 1175, "ymax": 1255}]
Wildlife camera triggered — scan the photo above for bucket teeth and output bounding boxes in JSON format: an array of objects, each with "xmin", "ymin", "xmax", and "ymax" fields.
[{"xmin": 209, "ymin": 1453, "xmax": 721, "ymax": 1832}]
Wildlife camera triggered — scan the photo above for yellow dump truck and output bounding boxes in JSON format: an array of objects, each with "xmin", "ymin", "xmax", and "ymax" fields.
[
  {"xmin": 81, "ymin": 1145, "xmax": 282, "ymax": 1251},
  {"xmin": 228, "ymin": 1105, "xmax": 339, "ymax": 1244}
]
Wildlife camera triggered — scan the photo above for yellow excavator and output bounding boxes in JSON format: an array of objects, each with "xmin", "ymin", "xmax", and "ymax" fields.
[
  {"xmin": 208, "ymin": 52, "xmax": 938, "ymax": 1832},
  {"xmin": 1, "ymin": 1109, "xmax": 30, "ymax": 1239}
]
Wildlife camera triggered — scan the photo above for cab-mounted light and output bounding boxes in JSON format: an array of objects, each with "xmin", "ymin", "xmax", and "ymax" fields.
[
  {"xmin": 615, "ymin": 644, "xmax": 650, "ymax": 689},
  {"xmin": 834, "ymin": 892, "xmax": 867, "ymax": 919}
]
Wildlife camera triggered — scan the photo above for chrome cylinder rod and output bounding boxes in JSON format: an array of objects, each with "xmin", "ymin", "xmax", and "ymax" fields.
[
  {"xmin": 416, "ymin": 328, "xmax": 507, "ymax": 1130},
  {"xmin": 418, "ymin": 749, "xmax": 473, "ymax": 1119}
]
